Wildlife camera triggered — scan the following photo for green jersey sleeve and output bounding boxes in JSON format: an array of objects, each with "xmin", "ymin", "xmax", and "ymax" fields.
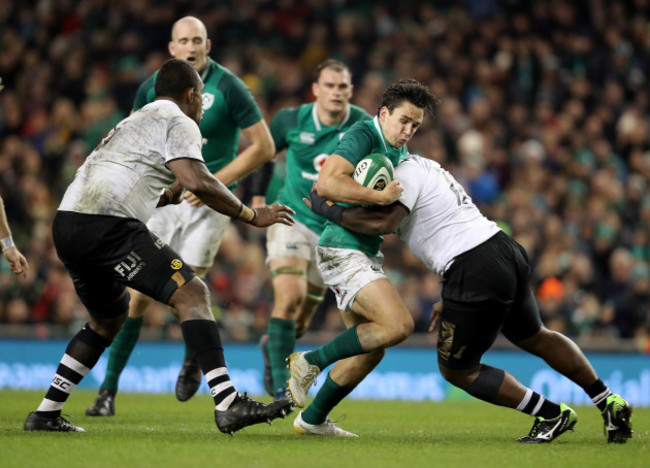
[
  {"xmin": 269, "ymin": 107, "xmax": 300, "ymax": 152},
  {"xmin": 132, "ymin": 74, "xmax": 156, "ymax": 111},
  {"xmin": 219, "ymin": 71, "xmax": 263, "ymax": 129}
]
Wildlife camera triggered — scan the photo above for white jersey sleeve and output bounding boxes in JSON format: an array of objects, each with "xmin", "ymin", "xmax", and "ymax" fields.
[
  {"xmin": 59, "ymin": 100, "xmax": 204, "ymax": 223},
  {"xmin": 395, "ymin": 155, "xmax": 501, "ymax": 275}
]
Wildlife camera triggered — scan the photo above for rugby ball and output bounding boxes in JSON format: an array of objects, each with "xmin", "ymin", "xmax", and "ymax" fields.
[{"xmin": 353, "ymin": 153, "xmax": 394, "ymax": 190}]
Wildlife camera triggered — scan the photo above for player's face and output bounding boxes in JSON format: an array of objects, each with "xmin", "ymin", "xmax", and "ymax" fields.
[
  {"xmin": 313, "ymin": 68, "xmax": 353, "ymax": 115},
  {"xmin": 379, "ymin": 102, "xmax": 424, "ymax": 148},
  {"xmin": 169, "ymin": 21, "xmax": 211, "ymax": 72}
]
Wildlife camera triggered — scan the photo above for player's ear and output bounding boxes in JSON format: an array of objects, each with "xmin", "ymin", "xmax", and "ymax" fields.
[
  {"xmin": 186, "ymin": 87, "xmax": 195, "ymax": 104},
  {"xmin": 312, "ymin": 81, "xmax": 320, "ymax": 98},
  {"xmin": 168, "ymin": 41, "xmax": 175, "ymax": 57},
  {"xmin": 205, "ymin": 38, "xmax": 212, "ymax": 54}
]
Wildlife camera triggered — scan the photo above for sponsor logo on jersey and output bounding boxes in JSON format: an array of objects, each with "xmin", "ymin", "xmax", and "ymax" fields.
[
  {"xmin": 300, "ymin": 132, "xmax": 315, "ymax": 144},
  {"xmin": 301, "ymin": 153, "xmax": 329, "ymax": 181},
  {"xmin": 370, "ymin": 265, "xmax": 381, "ymax": 272},
  {"xmin": 114, "ymin": 251, "xmax": 146, "ymax": 280},
  {"xmin": 285, "ymin": 243, "xmax": 298, "ymax": 250},
  {"xmin": 171, "ymin": 259, "xmax": 183, "ymax": 270},
  {"xmin": 312, "ymin": 153, "xmax": 328, "ymax": 172},
  {"xmin": 202, "ymin": 93, "xmax": 214, "ymax": 110}
]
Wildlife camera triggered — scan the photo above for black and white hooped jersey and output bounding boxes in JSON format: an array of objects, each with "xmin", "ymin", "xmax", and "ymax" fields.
[{"xmin": 396, "ymin": 154, "xmax": 501, "ymax": 275}]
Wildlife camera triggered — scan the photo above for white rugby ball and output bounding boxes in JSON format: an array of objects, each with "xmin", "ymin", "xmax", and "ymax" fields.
[{"xmin": 353, "ymin": 153, "xmax": 394, "ymax": 190}]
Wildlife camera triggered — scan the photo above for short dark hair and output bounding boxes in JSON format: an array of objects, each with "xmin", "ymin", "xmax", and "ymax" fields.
[
  {"xmin": 379, "ymin": 79, "xmax": 440, "ymax": 118},
  {"xmin": 155, "ymin": 59, "xmax": 200, "ymax": 101},
  {"xmin": 313, "ymin": 59, "xmax": 351, "ymax": 83}
]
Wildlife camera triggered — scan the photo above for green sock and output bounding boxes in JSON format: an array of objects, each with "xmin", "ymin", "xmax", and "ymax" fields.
[
  {"xmin": 267, "ymin": 317, "xmax": 296, "ymax": 391},
  {"xmin": 99, "ymin": 316, "xmax": 143, "ymax": 395},
  {"xmin": 302, "ymin": 373, "xmax": 355, "ymax": 425},
  {"xmin": 304, "ymin": 325, "xmax": 363, "ymax": 370}
]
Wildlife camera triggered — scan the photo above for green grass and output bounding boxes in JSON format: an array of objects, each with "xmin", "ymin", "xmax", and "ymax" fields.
[{"xmin": 1, "ymin": 390, "xmax": 647, "ymax": 468}]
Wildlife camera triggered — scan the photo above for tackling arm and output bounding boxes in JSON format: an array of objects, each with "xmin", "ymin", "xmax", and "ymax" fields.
[
  {"xmin": 307, "ymin": 190, "xmax": 408, "ymax": 236},
  {"xmin": 168, "ymin": 158, "xmax": 294, "ymax": 228}
]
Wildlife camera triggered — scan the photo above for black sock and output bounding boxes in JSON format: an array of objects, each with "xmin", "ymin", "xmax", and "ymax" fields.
[
  {"xmin": 181, "ymin": 319, "xmax": 237, "ymax": 410},
  {"xmin": 584, "ymin": 378, "xmax": 612, "ymax": 411},
  {"xmin": 37, "ymin": 324, "xmax": 111, "ymax": 417},
  {"xmin": 516, "ymin": 388, "xmax": 562, "ymax": 419}
]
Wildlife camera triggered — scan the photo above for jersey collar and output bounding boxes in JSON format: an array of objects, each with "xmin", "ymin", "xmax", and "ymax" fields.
[
  {"xmin": 373, "ymin": 116, "xmax": 389, "ymax": 153},
  {"xmin": 311, "ymin": 104, "xmax": 351, "ymax": 131},
  {"xmin": 199, "ymin": 60, "xmax": 213, "ymax": 82}
]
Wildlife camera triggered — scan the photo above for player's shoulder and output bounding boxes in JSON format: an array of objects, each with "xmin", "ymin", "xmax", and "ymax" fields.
[
  {"xmin": 397, "ymin": 154, "xmax": 439, "ymax": 176},
  {"xmin": 271, "ymin": 105, "xmax": 302, "ymax": 125}
]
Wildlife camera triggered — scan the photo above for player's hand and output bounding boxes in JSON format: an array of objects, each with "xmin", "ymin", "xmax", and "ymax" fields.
[
  {"xmin": 429, "ymin": 299, "xmax": 443, "ymax": 335},
  {"xmin": 156, "ymin": 187, "xmax": 184, "ymax": 208},
  {"xmin": 251, "ymin": 196, "xmax": 266, "ymax": 209},
  {"xmin": 184, "ymin": 191, "xmax": 204, "ymax": 207},
  {"xmin": 251, "ymin": 203, "xmax": 295, "ymax": 228},
  {"xmin": 378, "ymin": 179, "xmax": 403, "ymax": 205},
  {"xmin": 4, "ymin": 247, "xmax": 29, "ymax": 279}
]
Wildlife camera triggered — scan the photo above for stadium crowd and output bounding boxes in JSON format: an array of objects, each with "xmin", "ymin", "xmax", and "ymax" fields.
[{"xmin": 0, "ymin": 0, "xmax": 649, "ymax": 351}]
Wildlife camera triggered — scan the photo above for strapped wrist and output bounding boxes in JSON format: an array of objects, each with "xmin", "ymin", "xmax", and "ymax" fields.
[
  {"xmin": 237, "ymin": 204, "xmax": 256, "ymax": 224},
  {"xmin": 0, "ymin": 236, "xmax": 15, "ymax": 252}
]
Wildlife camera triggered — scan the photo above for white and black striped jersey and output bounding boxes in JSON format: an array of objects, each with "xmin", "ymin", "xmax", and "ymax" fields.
[
  {"xmin": 396, "ymin": 154, "xmax": 501, "ymax": 275},
  {"xmin": 59, "ymin": 100, "xmax": 204, "ymax": 223}
]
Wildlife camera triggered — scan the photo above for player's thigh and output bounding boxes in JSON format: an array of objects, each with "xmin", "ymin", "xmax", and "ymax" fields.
[
  {"xmin": 501, "ymin": 286, "xmax": 543, "ymax": 342},
  {"xmin": 267, "ymin": 220, "xmax": 324, "ymax": 284},
  {"xmin": 352, "ymin": 278, "xmax": 412, "ymax": 327},
  {"xmin": 435, "ymin": 300, "xmax": 504, "ymax": 371},
  {"xmin": 176, "ymin": 204, "xmax": 230, "ymax": 268},
  {"xmin": 316, "ymin": 246, "xmax": 379, "ymax": 311}
]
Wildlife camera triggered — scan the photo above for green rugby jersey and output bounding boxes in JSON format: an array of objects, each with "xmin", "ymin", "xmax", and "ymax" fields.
[
  {"xmin": 133, "ymin": 58, "xmax": 263, "ymax": 191},
  {"xmin": 318, "ymin": 116, "xmax": 408, "ymax": 256},
  {"xmin": 271, "ymin": 103, "xmax": 370, "ymax": 234}
]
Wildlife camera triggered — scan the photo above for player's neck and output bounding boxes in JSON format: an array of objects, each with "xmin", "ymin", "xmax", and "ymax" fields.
[{"xmin": 316, "ymin": 106, "xmax": 348, "ymax": 127}]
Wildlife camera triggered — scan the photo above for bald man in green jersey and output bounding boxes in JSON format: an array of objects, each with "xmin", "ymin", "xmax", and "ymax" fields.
[{"xmin": 87, "ymin": 16, "xmax": 275, "ymax": 416}]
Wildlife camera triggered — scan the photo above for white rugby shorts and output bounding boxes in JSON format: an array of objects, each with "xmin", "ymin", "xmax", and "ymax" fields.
[
  {"xmin": 266, "ymin": 220, "xmax": 325, "ymax": 288},
  {"xmin": 147, "ymin": 200, "xmax": 230, "ymax": 268},
  {"xmin": 315, "ymin": 246, "xmax": 386, "ymax": 311}
]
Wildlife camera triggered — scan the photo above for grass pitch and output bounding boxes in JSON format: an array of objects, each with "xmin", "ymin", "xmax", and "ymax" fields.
[{"xmin": 1, "ymin": 390, "xmax": 647, "ymax": 468}]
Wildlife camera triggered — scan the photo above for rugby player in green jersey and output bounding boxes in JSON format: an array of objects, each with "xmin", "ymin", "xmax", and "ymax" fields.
[
  {"xmin": 249, "ymin": 60, "xmax": 371, "ymax": 400},
  {"xmin": 287, "ymin": 79, "xmax": 439, "ymax": 435},
  {"xmin": 87, "ymin": 16, "xmax": 276, "ymax": 416}
]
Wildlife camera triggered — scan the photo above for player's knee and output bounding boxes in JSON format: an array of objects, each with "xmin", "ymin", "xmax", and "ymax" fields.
[
  {"xmin": 171, "ymin": 278, "xmax": 212, "ymax": 321},
  {"xmin": 364, "ymin": 348, "xmax": 385, "ymax": 368},
  {"xmin": 391, "ymin": 316, "xmax": 414, "ymax": 343},
  {"xmin": 274, "ymin": 294, "xmax": 305, "ymax": 320},
  {"xmin": 88, "ymin": 291, "xmax": 131, "ymax": 339},
  {"xmin": 438, "ymin": 363, "xmax": 476, "ymax": 387}
]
